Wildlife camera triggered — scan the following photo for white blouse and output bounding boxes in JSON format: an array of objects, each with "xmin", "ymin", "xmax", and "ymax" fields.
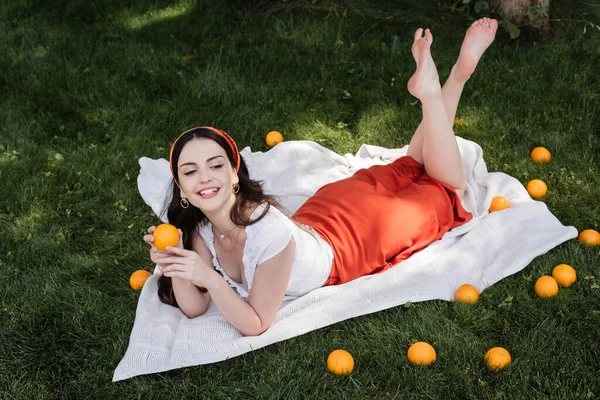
[{"xmin": 197, "ymin": 203, "xmax": 334, "ymax": 300}]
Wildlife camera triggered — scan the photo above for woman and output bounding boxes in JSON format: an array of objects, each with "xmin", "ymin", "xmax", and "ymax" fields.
[{"xmin": 144, "ymin": 18, "xmax": 498, "ymax": 336}]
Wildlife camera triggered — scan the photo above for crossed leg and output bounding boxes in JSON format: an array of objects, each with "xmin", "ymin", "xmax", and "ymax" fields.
[{"xmin": 406, "ymin": 18, "xmax": 498, "ymax": 199}]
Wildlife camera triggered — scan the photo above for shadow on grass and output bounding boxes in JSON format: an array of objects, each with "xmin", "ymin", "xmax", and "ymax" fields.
[{"xmin": 2, "ymin": 0, "xmax": 479, "ymax": 146}]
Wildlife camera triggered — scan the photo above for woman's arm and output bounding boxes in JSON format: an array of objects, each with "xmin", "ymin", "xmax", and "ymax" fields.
[
  {"xmin": 158, "ymin": 236, "xmax": 296, "ymax": 335},
  {"xmin": 170, "ymin": 277, "xmax": 208, "ymax": 318},
  {"xmin": 204, "ymin": 237, "xmax": 296, "ymax": 336},
  {"xmin": 169, "ymin": 231, "xmax": 213, "ymax": 318}
]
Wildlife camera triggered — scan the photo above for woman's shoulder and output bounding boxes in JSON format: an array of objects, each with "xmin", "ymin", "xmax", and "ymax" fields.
[
  {"xmin": 196, "ymin": 202, "xmax": 283, "ymax": 241},
  {"xmin": 246, "ymin": 201, "xmax": 292, "ymax": 242},
  {"xmin": 244, "ymin": 205, "xmax": 294, "ymax": 273},
  {"xmin": 247, "ymin": 201, "xmax": 289, "ymax": 223}
]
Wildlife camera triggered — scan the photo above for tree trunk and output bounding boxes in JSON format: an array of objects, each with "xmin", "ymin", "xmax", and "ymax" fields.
[{"xmin": 490, "ymin": 0, "xmax": 551, "ymax": 35}]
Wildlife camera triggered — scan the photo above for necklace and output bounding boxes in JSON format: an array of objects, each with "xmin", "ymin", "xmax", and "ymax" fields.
[
  {"xmin": 214, "ymin": 226, "xmax": 242, "ymax": 253},
  {"xmin": 214, "ymin": 224, "xmax": 238, "ymax": 239}
]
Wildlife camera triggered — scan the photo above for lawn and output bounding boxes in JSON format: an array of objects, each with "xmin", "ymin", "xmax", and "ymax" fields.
[{"xmin": 1, "ymin": 0, "xmax": 599, "ymax": 398}]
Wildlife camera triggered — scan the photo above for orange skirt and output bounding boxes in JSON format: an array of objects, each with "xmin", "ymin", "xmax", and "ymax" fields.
[{"xmin": 292, "ymin": 156, "xmax": 473, "ymax": 286}]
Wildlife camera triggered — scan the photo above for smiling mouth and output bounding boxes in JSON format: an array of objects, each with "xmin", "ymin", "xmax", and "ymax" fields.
[{"xmin": 197, "ymin": 188, "xmax": 220, "ymax": 198}]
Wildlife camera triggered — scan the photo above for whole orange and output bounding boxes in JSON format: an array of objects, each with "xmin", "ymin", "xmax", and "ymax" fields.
[
  {"xmin": 327, "ymin": 349, "xmax": 354, "ymax": 375},
  {"xmin": 530, "ymin": 147, "xmax": 551, "ymax": 163},
  {"xmin": 534, "ymin": 275, "xmax": 559, "ymax": 298},
  {"xmin": 454, "ymin": 284, "xmax": 480, "ymax": 304},
  {"xmin": 526, "ymin": 179, "xmax": 547, "ymax": 199},
  {"xmin": 130, "ymin": 270, "xmax": 152, "ymax": 291},
  {"xmin": 153, "ymin": 223, "xmax": 180, "ymax": 251},
  {"xmin": 552, "ymin": 264, "xmax": 576, "ymax": 287},
  {"xmin": 578, "ymin": 229, "xmax": 600, "ymax": 246},
  {"xmin": 489, "ymin": 196, "xmax": 510, "ymax": 213},
  {"xmin": 407, "ymin": 342, "xmax": 436, "ymax": 366},
  {"xmin": 485, "ymin": 347, "xmax": 511, "ymax": 370},
  {"xmin": 266, "ymin": 131, "xmax": 284, "ymax": 147}
]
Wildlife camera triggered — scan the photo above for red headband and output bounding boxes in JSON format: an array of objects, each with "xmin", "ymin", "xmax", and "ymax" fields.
[{"xmin": 169, "ymin": 126, "xmax": 241, "ymax": 188}]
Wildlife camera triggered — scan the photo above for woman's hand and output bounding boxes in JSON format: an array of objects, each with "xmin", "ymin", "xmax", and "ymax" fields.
[
  {"xmin": 154, "ymin": 233, "xmax": 217, "ymax": 289},
  {"xmin": 144, "ymin": 226, "xmax": 168, "ymax": 270}
]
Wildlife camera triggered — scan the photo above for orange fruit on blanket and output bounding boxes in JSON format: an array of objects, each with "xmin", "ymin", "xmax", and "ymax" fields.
[
  {"xmin": 153, "ymin": 223, "xmax": 180, "ymax": 251},
  {"xmin": 552, "ymin": 264, "xmax": 577, "ymax": 287},
  {"xmin": 489, "ymin": 196, "xmax": 510, "ymax": 212},
  {"xmin": 485, "ymin": 347, "xmax": 511, "ymax": 370},
  {"xmin": 534, "ymin": 275, "xmax": 559, "ymax": 298},
  {"xmin": 130, "ymin": 270, "xmax": 152, "ymax": 291},
  {"xmin": 526, "ymin": 179, "xmax": 547, "ymax": 199},
  {"xmin": 266, "ymin": 130, "xmax": 284, "ymax": 147},
  {"xmin": 578, "ymin": 229, "xmax": 600, "ymax": 246},
  {"xmin": 407, "ymin": 342, "xmax": 436, "ymax": 365},
  {"xmin": 530, "ymin": 147, "xmax": 551, "ymax": 163},
  {"xmin": 327, "ymin": 349, "xmax": 354, "ymax": 375},
  {"xmin": 454, "ymin": 284, "xmax": 480, "ymax": 304}
]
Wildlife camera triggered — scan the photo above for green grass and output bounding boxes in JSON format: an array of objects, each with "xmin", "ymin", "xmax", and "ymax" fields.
[{"xmin": 1, "ymin": 0, "xmax": 600, "ymax": 398}]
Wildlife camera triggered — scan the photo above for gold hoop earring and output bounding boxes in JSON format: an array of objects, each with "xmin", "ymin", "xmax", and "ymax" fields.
[
  {"xmin": 232, "ymin": 183, "xmax": 240, "ymax": 194},
  {"xmin": 180, "ymin": 198, "xmax": 189, "ymax": 209}
]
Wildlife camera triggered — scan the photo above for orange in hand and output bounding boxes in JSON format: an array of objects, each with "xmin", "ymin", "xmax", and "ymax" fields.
[
  {"xmin": 454, "ymin": 284, "xmax": 480, "ymax": 304},
  {"xmin": 266, "ymin": 130, "xmax": 284, "ymax": 147},
  {"xmin": 578, "ymin": 229, "xmax": 600, "ymax": 246},
  {"xmin": 530, "ymin": 147, "xmax": 551, "ymax": 163},
  {"xmin": 552, "ymin": 264, "xmax": 576, "ymax": 287},
  {"xmin": 534, "ymin": 275, "xmax": 559, "ymax": 298},
  {"xmin": 485, "ymin": 347, "xmax": 511, "ymax": 370},
  {"xmin": 327, "ymin": 349, "xmax": 354, "ymax": 375},
  {"xmin": 130, "ymin": 270, "xmax": 152, "ymax": 291},
  {"xmin": 526, "ymin": 179, "xmax": 547, "ymax": 199},
  {"xmin": 489, "ymin": 196, "xmax": 510, "ymax": 212},
  {"xmin": 407, "ymin": 342, "xmax": 436, "ymax": 366},
  {"xmin": 153, "ymin": 223, "xmax": 180, "ymax": 251}
]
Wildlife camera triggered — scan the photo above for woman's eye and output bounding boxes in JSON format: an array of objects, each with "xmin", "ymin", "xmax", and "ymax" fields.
[{"xmin": 183, "ymin": 165, "xmax": 223, "ymax": 175}]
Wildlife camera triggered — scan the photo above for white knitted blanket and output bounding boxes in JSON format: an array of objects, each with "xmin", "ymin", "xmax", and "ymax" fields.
[{"xmin": 113, "ymin": 137, "xmax": 576, "ymax": 381}]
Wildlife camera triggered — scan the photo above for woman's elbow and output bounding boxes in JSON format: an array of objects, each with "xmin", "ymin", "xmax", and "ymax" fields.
[
  {"xmin": 242, "ymin": 326, "xmax": 269, "ymax": 337},
  {"xmin": 241, "ymin": 318, "xmax": 273, "ymax": 336},
  {"xmin": 182, "ymin": 304, "xmax": 208, "ymax": 319}
]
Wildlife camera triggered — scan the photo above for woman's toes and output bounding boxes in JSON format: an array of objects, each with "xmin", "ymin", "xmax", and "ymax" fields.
[
  {"xmin": 414, "ymin": 28, "xmax": 423, "ymax": 41},
  {"xmin": 425, "ymin": 29, "xmax": 433, "ymax": 41}
]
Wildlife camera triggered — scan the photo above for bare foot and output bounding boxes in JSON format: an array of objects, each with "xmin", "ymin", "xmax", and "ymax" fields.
[
  {"xmin": 453, "ymin": 18, "xmax": 498, "ymax": 82},
  {"xmin": 410, "ymin": 28, "xmax": 424, "ymax": 63},
  {"xmin": 407, "ymin": 28, "xmax": 441, "ymax": 101}
]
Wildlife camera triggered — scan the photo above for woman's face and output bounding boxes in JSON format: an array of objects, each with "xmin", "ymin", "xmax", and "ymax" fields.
[{"xmin": 177, "ymin": 137, "xmax": 239, "ymax": 213}]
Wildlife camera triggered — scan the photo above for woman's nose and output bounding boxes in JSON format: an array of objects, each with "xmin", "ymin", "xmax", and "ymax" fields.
[{"xmin": 197, "ymin": 169, "xmax": 211, "ymax": 183}]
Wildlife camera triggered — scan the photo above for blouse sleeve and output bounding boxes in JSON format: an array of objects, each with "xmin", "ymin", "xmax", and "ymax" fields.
[{"xmin": 243, "ymin": 207, "xmax": 294, "ymax": 290}]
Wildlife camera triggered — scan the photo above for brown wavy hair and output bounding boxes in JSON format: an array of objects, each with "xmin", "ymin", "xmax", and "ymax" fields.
[{"xmin": 157, "ymin": 127, "xmax": 280, "ymax": 307}]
